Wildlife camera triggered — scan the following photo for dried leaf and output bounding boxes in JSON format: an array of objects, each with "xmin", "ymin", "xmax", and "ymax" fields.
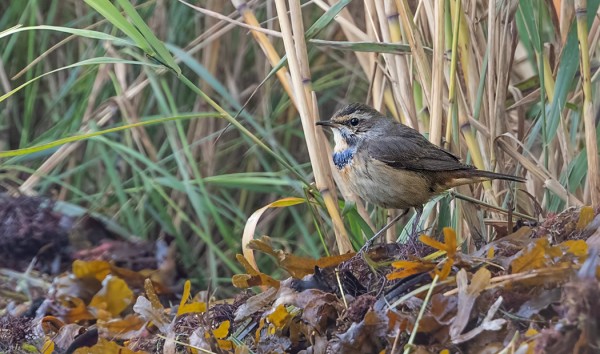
[
  {"xmin": 330, "ymin": 309, "xmax": 388, "ymax": 354},
  {"xmin": 73, "ymin": 338, "xmax": 144, "ymax": 354},
  {"xmin": 419, "ymin": 227, "xmax": 457, "ymax": 258},
  {"xmin": 97, "ymin": 315, "xmax": 145, "ymax": 339},
  {"xmin": 89, "ymin": 275, "xmax": 134, "ymax": 318},
  {"xmin": 177, "ymin": 280, "xmax": 206, "ymax": 316},
  {"xmin": 450, "ymin": 268, "xmax": 491, "ymax": 339},
  {"xmin": 576, "ymin": 206, "xmax": 595, "ymax": 230},
  {"xmin": 242, "ymin": 197, "xmax": 306, "ymax": 271},
  {"xmin": 72, "ymin": 260, "xmax": 111, "ymax": 282},
  {"xmin": 234, "ymin": 287, "xmax": 278, "ymax": 321},
  {"xmin": 41, "ymin": 340, "xmax": 55, "ymax": 354},
  {"xmin": 433, "ymin": 259, "xmax": 454, "ymax": 280},
  {"xmin": 233, "ymin": 254, "xmax": 280, "ymax": 288},
  {"xmin": 248, "ymin": 237, "xmax": 354, "ymax": 278},
  {"xmin": 132, "ymin": 296, "xmax": 170, "ymax": 333},
  {"xmin": 268, "ymin": 304, "xmax": 292, "ymax": 329},
  {"xmin": 52, "ymin": 323, "xmax": 84, "ymax": 349},
  {"xmin": 387, "ymin": 260, "xmax": 437, "ymax": 280},
  {"xmin": 64, "ymin": 298, "xmax": 95, "ymax": 323},
  {"xmin": 452, "ymin": 296, "xmax": 506, "ymax": 344},
  {"xmin": 559, "ymin": 239, "xmax": 587, "ymax": 259}
]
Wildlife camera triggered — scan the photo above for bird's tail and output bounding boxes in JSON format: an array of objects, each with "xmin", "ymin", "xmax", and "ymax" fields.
[{"xmin": 439, "ymin": 169, "xmax": 525, "ymax": 189}]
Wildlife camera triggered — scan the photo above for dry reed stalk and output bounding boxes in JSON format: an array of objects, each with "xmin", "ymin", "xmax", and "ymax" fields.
[
  {"xmin": 230, "ymin": 0, "xmax": 297, "ymax": 108},
  {"xmin": 274, "ymin": 0, "xmax": 352, "ymax": 253},
  {"xmin": 430, "ymin": 0, "xmax": 445, "ymax": 147},
  {"xmin": 574, "ymin": 0, "xmax": 600, "ymax": 206},
  {"xmin": 395, "ymin": 0, "xmax": 432, "ymax": 110},
  {"xmin": 373, "ymin": 0, "xmax": 418, "ymax": 128}
]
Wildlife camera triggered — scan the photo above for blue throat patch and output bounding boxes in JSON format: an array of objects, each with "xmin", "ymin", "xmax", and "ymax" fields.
[{"xmin": 333, "ymin": 148, "xmax": 355, "ymax": 169}]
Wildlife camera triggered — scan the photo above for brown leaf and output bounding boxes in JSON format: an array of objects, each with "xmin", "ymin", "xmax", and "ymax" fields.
[
  {"xmin": 330, "ymin": 309, "xmax": 388, "ymax": 354},
  {"xmin": 248, "ymin": 237, "xmax": 354, "ymax": 278},
  {"xmin": 234, "ymin": 287, "xmax": 278, "ymax": 321},
  {"xmin": 450, "ymin": 268, "xmax": 491, "ymax": 339},
  {"xmin": 97, "ymin": 315, "xmax": 145, "ymax": 339},
  {"xmin": 233, "ymin": 254, "xmax": 280, "ymax": 289}
]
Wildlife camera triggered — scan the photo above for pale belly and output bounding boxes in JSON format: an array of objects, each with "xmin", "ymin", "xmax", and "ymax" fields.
[{"xmin": 339, "ymin": 156, "xmax": 435, "ymax": 210}]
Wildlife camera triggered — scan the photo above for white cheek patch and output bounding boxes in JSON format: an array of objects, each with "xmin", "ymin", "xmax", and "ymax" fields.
[{"xmin": 332, "ymin": 129, "xmax": 348, "ymax": 152}]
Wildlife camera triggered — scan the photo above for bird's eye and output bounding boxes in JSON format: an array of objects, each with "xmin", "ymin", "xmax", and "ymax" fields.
[{"xmin": 349, "ymin": 118, "xmax": 359, "ymax": 126}]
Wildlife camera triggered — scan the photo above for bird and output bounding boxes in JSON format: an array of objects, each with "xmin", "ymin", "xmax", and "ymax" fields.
[{"xmin": 316, "ymin": 102, "xmax": 525, "ymax": 249}]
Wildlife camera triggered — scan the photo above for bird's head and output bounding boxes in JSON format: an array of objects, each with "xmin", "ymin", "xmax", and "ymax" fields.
[{"xmin": 316, "ymin": 103, "xmax": 388, "ymax": 149}]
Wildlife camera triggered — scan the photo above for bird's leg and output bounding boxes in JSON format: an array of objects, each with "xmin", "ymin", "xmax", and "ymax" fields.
[
  {"xmin": 358, "ymin": 209, "xmax": 410, "ymax": 253},
  {"xmin": 410, "ymin": 206, "xmax": 424, "ymax": 238}
]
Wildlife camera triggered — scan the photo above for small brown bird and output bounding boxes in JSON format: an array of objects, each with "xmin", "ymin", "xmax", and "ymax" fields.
[{"xmin": 316, "ymin": 103, "xmax": 525, "ymax": 245}]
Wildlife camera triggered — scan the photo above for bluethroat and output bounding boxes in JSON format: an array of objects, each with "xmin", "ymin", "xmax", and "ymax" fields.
[{"xmin": 316, "ymin": 103, "xmax": 525, "ymax": 248}]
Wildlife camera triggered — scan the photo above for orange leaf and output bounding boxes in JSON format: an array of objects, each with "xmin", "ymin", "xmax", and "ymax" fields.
[
  {"xmin": 433, "ymin": 259, "xmax": 453, "ymax": 280},
  {"xmin": 443, "ymin": 228, "xmax": 457, "ymax": 258},
  {"xmin": 419, "ymin": 235, "xmax": 446, "ymax": 252},
  {"xmin": 64, "ymin": 298, "xmax": 95, "ymax": 323},
  {"xmin": 387, "ymin": 260, "xmax": 436, "ymax": 280},
  {"xmin": 419, "ymin": 227, "xmax": 457, "ymax": 258}
]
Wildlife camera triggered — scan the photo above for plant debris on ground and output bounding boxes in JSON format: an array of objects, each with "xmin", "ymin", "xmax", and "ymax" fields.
[{"xmin": 1, "ymin": 195, "xmax": 599, "ymax": 353}]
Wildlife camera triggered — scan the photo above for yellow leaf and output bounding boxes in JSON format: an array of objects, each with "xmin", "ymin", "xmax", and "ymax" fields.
[
  {"xmin": 510, "ymin": 239, "xmax": 549, "ymax": 273},
  {"xmin": 487, "ymin": 247, "xmax": 495, "ymax": 259},
  {"xmin": 177, "ymin": 280, "xmax": 206, "ymax": 316},
  {"xmin": 73, "ymin": 338, "xmax": 144, "ymax": 354},
  {"xmin": 41, "ymin": 340, "xmax": 55, "ymax": 354},
  {"xmin": 559, "ymin": 240, "xmax": 588, "ymax": 258},
  {"xmin": 267, "ymin": 304, "xmax": 292, "ymax": 329},
  {"xmin": 213, "ymin": 320, "xmax": 230, "ymax": 339},
  {"xmin": 525, "ymin": 328, "xmax": 538, "ymax": 337},
  {"xmin": 89, "ymin": 275, "xmax": 134, "ymax": 317},
  {"xmin": 576, "ymin": 206, "xmax": 594, "ymax": 230},
  {"xmin": 72, "ymin": 260, "xmax": 111, "ymax": 282}
]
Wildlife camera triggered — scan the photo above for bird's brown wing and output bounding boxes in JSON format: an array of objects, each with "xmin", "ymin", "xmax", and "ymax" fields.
[{"xmin": 367, "ymin": 125, "xmax": 474, "ymax": 172}]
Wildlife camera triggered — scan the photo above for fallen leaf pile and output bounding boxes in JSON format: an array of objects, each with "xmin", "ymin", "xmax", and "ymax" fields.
[{"xmin": 1, "ymin": 205, "xmax": 600, "ymax": 353}]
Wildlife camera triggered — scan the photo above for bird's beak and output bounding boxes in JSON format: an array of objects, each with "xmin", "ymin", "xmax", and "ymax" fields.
[{"xmin": 316, "ymin": 120, "xmax": 337, "ymax": 128}]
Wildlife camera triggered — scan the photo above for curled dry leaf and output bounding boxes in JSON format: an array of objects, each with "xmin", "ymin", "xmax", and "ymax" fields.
[
  {"xmin": 234, "ymin": 287, "xmax": 278, "ymax": 321},
  {"xmin": 452, "ymin": 296, "xmax": 506, "ymax": 344},
  {"xmin": 88, "ymin": 275, "xmax": 134, "ymax": 319},
  {"xmin": 450, "ymin": 268, "xmax": 491, "ymax": 339},
  {"xmin": 242, "ymin": 197, "xmax": 306, "ymax": 271},
  {"xmin": 330, "ymin": 308, "xmax": 388, "ymax": 354},
  {"xmin": 132, "ymin": 296, "xmax": 170, "ymax": 333}
]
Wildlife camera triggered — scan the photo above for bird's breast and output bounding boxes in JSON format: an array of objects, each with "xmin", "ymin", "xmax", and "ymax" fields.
[{"xmin": 332, "ymin": 148, "xmax": 356, "ymax": 170}]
